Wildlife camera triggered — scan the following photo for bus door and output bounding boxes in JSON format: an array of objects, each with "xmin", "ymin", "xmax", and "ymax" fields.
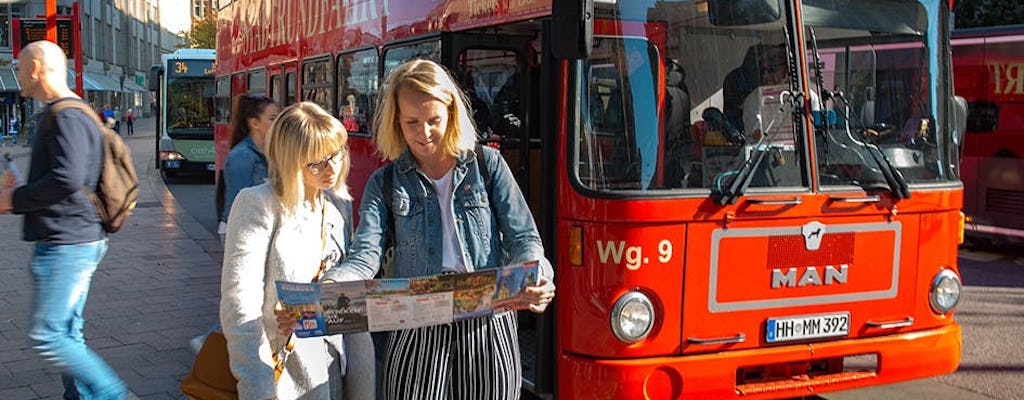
[
  {"xmin": 443, "ymin": 31, "xmax": 555, "ymax": 394},
  {"xmin": 444, "ymin": 33, "xmax": 537, "ymax": 214}
]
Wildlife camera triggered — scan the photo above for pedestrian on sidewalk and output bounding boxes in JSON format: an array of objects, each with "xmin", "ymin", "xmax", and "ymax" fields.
[
  {"xmin": 0, "ymin": 40, "xmax": 137, "ymax": 400},
  {"xmin": 218, "ymin": 94, "xmax": 279, "ymax": 244},
  {"xmin": 124, "ymin": 108, "xmax": 135, "ymax": 136},
  {"xmin": 192, "ymin": 94, "xmax": 279, "ymax": 354},
  {"xmin": 221, "ymin": 101, "xmax": 373, "ymax": 399},
  {"xmin": 319, "ymin": 59, "xmax": 555, "ymax": 400}
]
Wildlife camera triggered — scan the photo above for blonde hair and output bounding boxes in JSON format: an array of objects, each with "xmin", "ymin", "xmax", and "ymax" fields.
[
  {"xmin": 265, "ymin": 102, "xmax": 351, "ymax": 214},
  {"xmin": 374, "ymin": 59, "xmax": 477, "ymax": 161}
]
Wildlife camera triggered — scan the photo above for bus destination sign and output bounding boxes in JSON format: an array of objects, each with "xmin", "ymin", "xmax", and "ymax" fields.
[{"xmin": 168, "ymin": 59, "xmax": 215, "ymax": 78}]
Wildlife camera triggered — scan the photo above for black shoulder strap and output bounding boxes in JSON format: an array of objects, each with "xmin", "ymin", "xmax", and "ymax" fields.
[{"xmin": 475, "ymin": 144, "xmax": 492, "ymax": 192}]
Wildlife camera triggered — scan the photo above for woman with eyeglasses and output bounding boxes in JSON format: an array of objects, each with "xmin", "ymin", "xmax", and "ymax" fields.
[
  {"xmin": 320, "ymin": 59, "xmax": 556, "ymax": 400},
  {"xmin": 221, "ymin": 102, "xmax": 372, "ymax": 400}
]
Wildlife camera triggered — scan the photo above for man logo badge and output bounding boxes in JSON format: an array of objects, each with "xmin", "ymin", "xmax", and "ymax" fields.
[{"xmin": 802, "ymin": 221, "xmax": 826, "ymax": 251}]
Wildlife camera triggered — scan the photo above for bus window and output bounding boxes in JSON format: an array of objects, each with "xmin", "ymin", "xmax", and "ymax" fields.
[
  {"xmin": 302, "ymin": 57, "xmax": 334, "ymax": 113},
  {"xmin": 214, "ymin": 76, "xmax": 230, "ymax": 124},
  {"xmin": 248, "ymin": 69, "xmax": 267, "ymax": 94},
  {"xmin": 383, "ymin": 41, "xmax": 441, "ymax": 77},
  {"xmin": 286, "ymin": 71, "xmax": 297, "ymax": 106},
  {"xmin": 270, "ymin": 74, "xmax": 281, "ymax": 103},
  {"xmin": 803, "ymin": 0, "xmax": 949, "ymax": 186},
  {"xmin": 580, "ymin": 37, "xmax": 663, "ymax": 190},
  {"xmin": 456, "ymin": 49, "xmax": 519, "ymax": 140},
  {"xmin": 167, "ymin": 73, "xmax": 215, "ymax": 132},
  {"xmin": 337, "ymin": 49, "xmax": 378, "ymax": 137}
]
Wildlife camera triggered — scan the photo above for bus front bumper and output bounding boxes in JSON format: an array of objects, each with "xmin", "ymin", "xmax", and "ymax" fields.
[{"xmin": 559, "ymin": 323, "xmax": 961, "ymax": 399}]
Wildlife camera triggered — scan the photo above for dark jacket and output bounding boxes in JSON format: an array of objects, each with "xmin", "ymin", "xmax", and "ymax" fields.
[{"xmin": 12, "ymin": 98, "xmax": 105, "ymax": 243}]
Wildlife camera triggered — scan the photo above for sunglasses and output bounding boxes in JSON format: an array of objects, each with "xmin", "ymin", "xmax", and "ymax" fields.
[{"xmin": 306, "ymin": 150, "xmax": 345, "ymax": 175}]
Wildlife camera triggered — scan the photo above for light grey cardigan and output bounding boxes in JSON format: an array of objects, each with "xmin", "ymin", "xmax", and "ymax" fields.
[{"xmin": 220, "ymin": 183, "xmax": 347, "ymax": 400}]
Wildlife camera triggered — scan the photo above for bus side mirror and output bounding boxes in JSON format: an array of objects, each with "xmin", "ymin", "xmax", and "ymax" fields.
[
  {"xmin": 148, "ymin": 66, "xmax": 163, "ymax": 91},
  {"xmin": 708, "ymin": 0, "xmax": 782, "ymax": 26},
  {"xmin": 552, "ymin": 0, "xmax": 593, "ymax": 60},
  {"xmin": 952, "ymin": 95, "xmax": 968, "ymax": 151}
]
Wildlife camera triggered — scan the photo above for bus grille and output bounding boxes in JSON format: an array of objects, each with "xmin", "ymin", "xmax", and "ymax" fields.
[{"xmin": 985, "ymin": 188, "xmax": 1024, "ymax": 214}]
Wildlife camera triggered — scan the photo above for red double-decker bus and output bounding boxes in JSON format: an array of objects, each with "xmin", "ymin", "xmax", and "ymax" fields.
[
  {"xmin": 215, "ymin": 1, "xmax": 965, "ymax": 398},
  {"xmin": 953, "ymin": 26, "xmax": 1024, "ymax": 242}
]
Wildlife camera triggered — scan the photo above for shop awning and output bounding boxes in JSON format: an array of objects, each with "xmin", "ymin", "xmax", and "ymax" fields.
[
  {"xmin": 67, "ymin": 71, "xmax": 102, "ymax": 91},
  {"xmin": 85, "ymin": 73, "xmax": 122, "ymax": 92},
  {"xmin": 0, "ymin": 66, "xmax": 20, "ymax": 92},
  {"xmin": 123, "ymin": 78, "xmax": 147, "ymax": 92}
]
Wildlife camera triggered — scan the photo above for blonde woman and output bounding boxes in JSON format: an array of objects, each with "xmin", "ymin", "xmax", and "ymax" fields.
[
  {"xmin": 221, "ymin": 102, "xmax": 371, "ymax": 399},
  {"xmin": 322, "ymin": 59, "xmax": 556, "ymax": 399}
]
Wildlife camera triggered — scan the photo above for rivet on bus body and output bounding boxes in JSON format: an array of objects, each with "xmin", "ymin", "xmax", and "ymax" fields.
[
  {"xmin": 569, "ymin": 225, "xmax": 583, "ymax": 266},
  {"xmin": 724, "ymin": 212, "xmax": 736, "ymax": 227}
]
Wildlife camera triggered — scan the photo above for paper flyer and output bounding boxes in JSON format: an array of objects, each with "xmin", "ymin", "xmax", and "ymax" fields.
[
  {"xmin": 275, "ymin": 281, "xmax": 327, "ymax": 338},
  {"xmin": 275, "ymin": 261, "xmax": 542, "ymax": 335}
]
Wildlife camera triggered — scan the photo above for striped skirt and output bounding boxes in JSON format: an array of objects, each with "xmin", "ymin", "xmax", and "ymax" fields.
[{"xmin": 380, "ymin": 311, "xmax": 521, "ymax": 400}]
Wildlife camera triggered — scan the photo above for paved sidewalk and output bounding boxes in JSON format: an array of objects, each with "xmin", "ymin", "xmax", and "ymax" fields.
[{"xmin": 0, "ymin": 117, "xmax": 222, "ymax": 399}]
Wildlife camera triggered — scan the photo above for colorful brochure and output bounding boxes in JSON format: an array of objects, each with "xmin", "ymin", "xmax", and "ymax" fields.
[{"xmin": 276, "ymin": 261, "xmax": 541, "ymax": 337}]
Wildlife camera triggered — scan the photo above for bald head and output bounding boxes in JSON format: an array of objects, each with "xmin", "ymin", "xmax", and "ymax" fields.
[{"xmin": 18, "ymin": 40, "xmax": 74, "ymax": 101}]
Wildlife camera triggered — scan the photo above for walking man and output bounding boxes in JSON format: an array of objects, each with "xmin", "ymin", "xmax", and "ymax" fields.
[{"xmin": 0, "ymin": 41, "xmax": 136, "ymax": 400}]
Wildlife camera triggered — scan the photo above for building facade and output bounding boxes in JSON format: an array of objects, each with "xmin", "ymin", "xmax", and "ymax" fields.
[
  {"xmin": 0, "ymin": 0, "xmax": 182, "ymax": 144},
  {"xmin": 191, "ymin": 0, "xmax": 212, "ymax": 20}
]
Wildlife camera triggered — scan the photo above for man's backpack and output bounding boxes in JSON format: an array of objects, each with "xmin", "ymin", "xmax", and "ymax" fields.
[{"xmin": 49, "ymin": 100, "xmax": 139, "ymax": 233}]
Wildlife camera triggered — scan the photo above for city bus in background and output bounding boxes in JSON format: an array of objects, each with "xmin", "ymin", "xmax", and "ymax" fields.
[
  {"xmin": 952, "ymin": 26, "xmax": 1024, "ymax": 243},
  {"xmin": 148, "ymin": 48, "xmax": 216, "ymax": 181},
  {"xmin": 216, "ymin": 0, "xmax": 965, "ymax": 398}
]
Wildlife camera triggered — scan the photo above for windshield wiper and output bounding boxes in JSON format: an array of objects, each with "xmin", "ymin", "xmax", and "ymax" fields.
[
  {"xmin": 714, "ymin": 93, "xmax": 797, "ymax": 205},
  {"xmin": 807, "ymin": 27, "xmax": 910, "ymax": 200},
  {"xmin": 831, "ymin": 92, "xmax": 911, "ymax": 199}
]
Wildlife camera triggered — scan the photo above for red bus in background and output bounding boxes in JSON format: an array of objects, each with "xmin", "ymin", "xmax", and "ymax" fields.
[
  {"xmin": 216, "ymin": 0, "xmax": 964, "ymax": 398},
  {"xmin": 952, "ymin": 26, "xmax": 1024, "ymax": 242}
]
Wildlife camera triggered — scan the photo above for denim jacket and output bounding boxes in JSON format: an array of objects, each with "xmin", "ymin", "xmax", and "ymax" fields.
[
  {"xmin": 222, "ymin": 136, "xmax": 268, "ymax": 222},
  {"xmin": 325, "ymin": 146, "xmax": 553, "ymax": 281}
]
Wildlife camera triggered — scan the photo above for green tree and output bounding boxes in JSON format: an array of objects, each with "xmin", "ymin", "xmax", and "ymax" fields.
[
  {"xmin": 954, "ymin": 0, "xmax": 1024, "ymax": 29},
  {"xmin": 180, "ymin": 8, "xmax": 216, "ymax": 49}
]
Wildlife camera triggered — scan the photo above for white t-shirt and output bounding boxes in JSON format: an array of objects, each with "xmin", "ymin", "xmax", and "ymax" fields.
[{"xmin": 430, "ymin": 168, "xmax": 467, "ymax": 273}]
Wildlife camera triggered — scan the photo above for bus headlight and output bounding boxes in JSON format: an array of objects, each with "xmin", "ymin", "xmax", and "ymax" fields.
[
  {"xmin": 929, "ymin": 269, "xmax": 961, "ymax": 314},
  {"xmin": 160, "ymin": 151, "xmax": 185, "ymax": 161},
  {"xmin": 610, "ymin": 291, "xmax": 655, "ymax": 343}
]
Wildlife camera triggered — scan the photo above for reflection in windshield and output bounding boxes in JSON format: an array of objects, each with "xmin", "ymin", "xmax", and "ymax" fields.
[
  {"xmin": 584, "ymin": 37, "xmax": 661, "ymax": 190},
  {"xmin": 167, "ymin": 78, "xmax": 215, "ymax": 135},
  {"xmin": 572, "ymin": 0, "xmax": 950, "ymax": 195},
  {"xmin": 807, "ymin": 0, "xmax": 941, "ymax": 188}
]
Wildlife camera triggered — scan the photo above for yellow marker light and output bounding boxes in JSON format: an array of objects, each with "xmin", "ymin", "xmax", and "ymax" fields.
[
  {"xmin": 958, "ymin": 212, "xmax": 965, "ymax": 245},
  {"xmin": 569, "ymin": 225, "xmax": 583, "ymax": 266}
]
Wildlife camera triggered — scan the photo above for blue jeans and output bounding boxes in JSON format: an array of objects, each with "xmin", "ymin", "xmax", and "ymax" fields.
[{"xmin": 28, "ymin": 240, "xmax": 129, "ymax": 400}]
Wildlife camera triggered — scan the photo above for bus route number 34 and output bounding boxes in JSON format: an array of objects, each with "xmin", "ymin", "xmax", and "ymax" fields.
[{"xmin": 596, "ymin": 240, "xmax": 673, "ymax": 270}]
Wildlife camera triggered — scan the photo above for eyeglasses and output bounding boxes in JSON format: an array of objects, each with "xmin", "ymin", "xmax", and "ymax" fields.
[{"xmin": 306, "ymin": 150, "xmax": 345, "ymax": 175}]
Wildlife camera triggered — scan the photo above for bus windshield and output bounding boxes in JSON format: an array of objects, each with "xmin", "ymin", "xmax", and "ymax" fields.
[
  {"xmin": 166, "ymin": 77, "xmax": 215, "ymax": 138},
  {"xmin": 573, "ymin": 0, "xmax": 952, "ymax": 194},
  {"xmin": 803, "ymin": 0, "xmax": 950, "ymax": 187}
]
